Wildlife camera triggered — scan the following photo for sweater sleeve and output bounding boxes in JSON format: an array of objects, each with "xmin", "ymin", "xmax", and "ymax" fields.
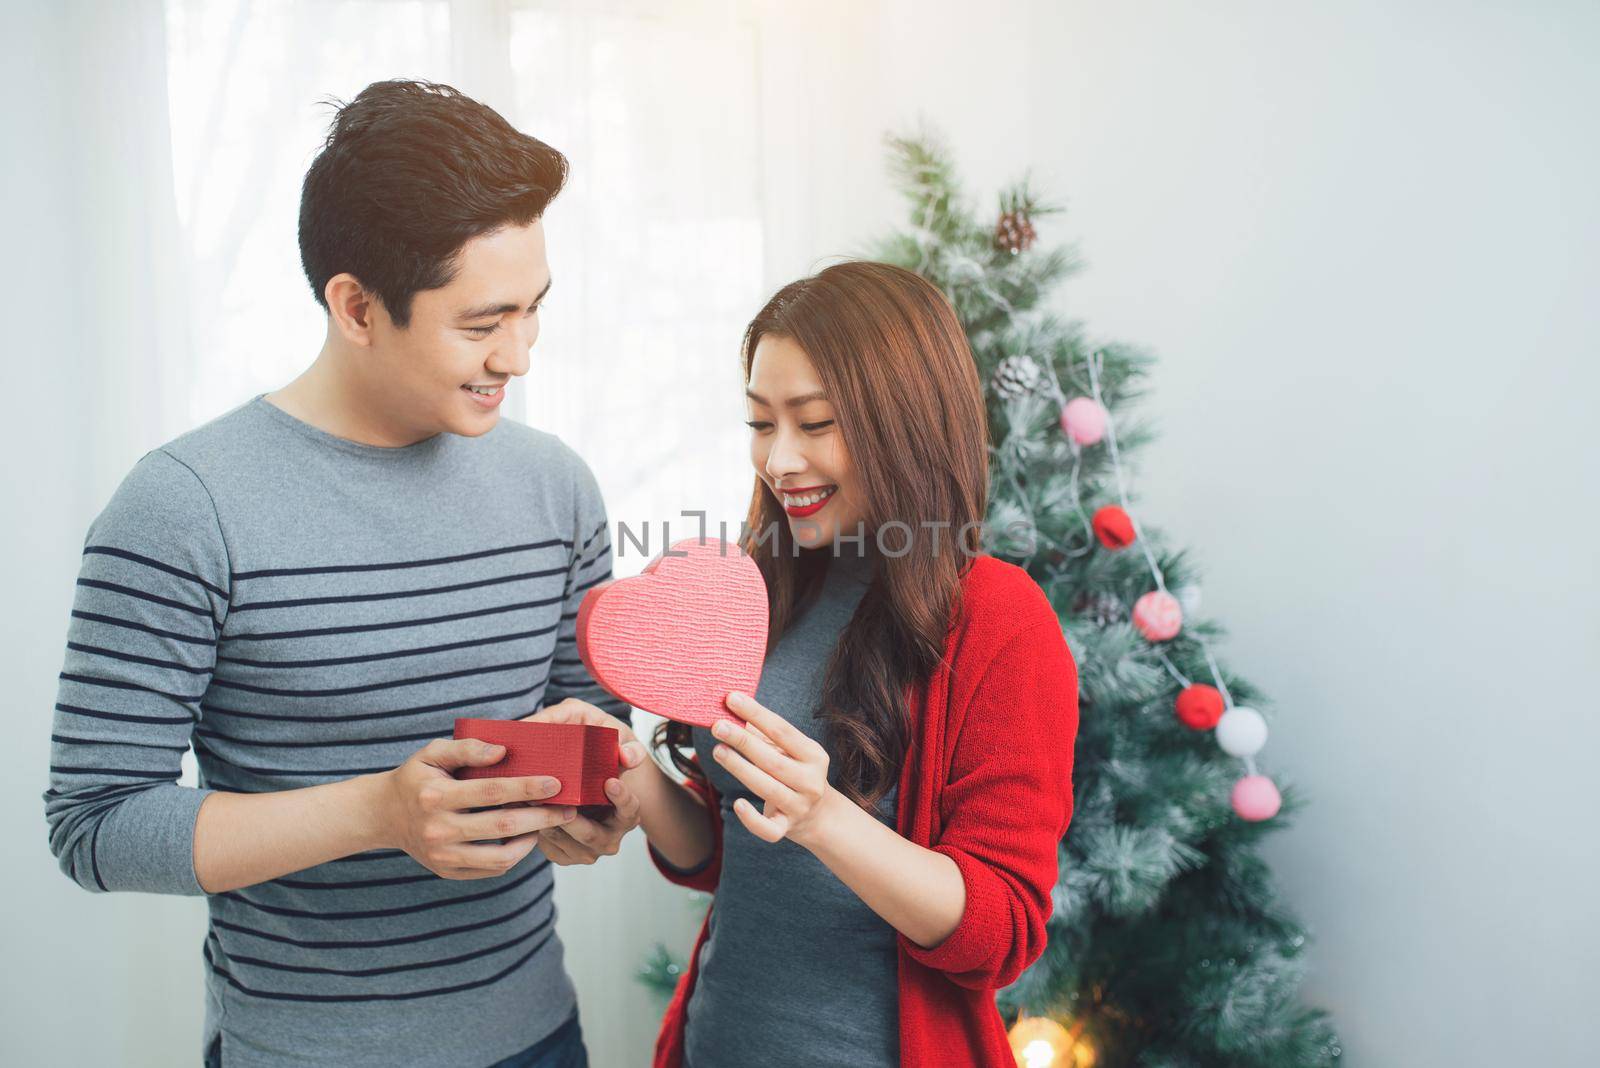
[
  {"xmin": 902, "ymin": 618, "xmax": 1079, "ymax": 989},
  {"xmin": 647, "ymin": 760, "xmax": 724, "ymax": 893},
  {"xmin": 42, "ymin": 448, "xmax": 231, "ymax": 896},
  {"xmin": 542, "ymin": 450, "xmax": 633, "ymax": 725}
]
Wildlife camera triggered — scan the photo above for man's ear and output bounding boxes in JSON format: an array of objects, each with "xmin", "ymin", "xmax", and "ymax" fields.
[{"xmin": 325, "ymin": 273, "xmax": 377, "ymax": 346}]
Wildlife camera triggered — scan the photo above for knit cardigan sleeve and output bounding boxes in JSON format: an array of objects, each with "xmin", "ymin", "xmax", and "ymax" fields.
[
  {"xmin": 647, "ymin": 758, "xmax": 724, "ymax": 893},
  {"xmin": 902, "ymin": 617, "xmax": 1080, "ymax": 989}
]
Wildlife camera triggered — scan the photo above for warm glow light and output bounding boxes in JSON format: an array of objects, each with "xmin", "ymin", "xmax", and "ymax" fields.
[
  {"xmin": 1023, "ymin": 1037, "xmax": 1057, "ymax": 1067},
  {"xmin": 1007, "ymin": 1015, "xmax": 1097, "ymax": 1068}
]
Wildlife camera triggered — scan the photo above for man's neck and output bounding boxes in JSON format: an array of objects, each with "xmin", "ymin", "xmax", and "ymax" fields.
[{"xmin": 265, "ymin": 344, "xmax": 432, "ymax": 448}]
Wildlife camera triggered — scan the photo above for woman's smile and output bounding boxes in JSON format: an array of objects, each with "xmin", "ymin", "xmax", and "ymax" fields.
[{"xmin": 778, "ymin": 483, "xmax": 838, "ymax": 517}]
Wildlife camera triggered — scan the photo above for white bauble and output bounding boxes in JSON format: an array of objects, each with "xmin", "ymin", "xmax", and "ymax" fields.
[
  {"xmin": 1175, "ymin": 584, "xmax": 1202, "ymax": 617},
  {"xmin": 1215, "ymin": 706, "xmax": 1268, "ymax": 757}
]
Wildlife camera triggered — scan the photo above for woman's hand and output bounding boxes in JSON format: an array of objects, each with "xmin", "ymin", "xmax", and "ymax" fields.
[
  {"xmin": 712, "ymin": 691, "xmax": 967, "ymax": 950},
  {"xmin": 710, "ymin": 690, "xmax": 846, "ymax": 850},
  {"xmin": 519, "ymin": 699, "xmax": 646, "ymax": 865}
]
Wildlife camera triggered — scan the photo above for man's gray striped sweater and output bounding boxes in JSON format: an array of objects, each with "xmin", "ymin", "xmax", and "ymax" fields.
[{"xmin": 42, "ymin": 394, "xmax": 630, "ymax": 1068}]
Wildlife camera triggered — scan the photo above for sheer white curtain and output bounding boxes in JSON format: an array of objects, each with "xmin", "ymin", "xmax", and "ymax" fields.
[
  {"xmin": 163, "ymin": 0, "xmax": 762, "ymax": 554},
  {"xmin": 163, "ymin": 0, "xmax": 454, "ymax": 431},
  {"xmin": 510, "ymin": 1, "xmax": 763, "ymax": 552}
]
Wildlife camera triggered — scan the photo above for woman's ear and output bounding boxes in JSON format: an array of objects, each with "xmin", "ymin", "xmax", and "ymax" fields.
[{"xmin": 324, "ymin": 273, "xmax": 376, "ymax": 346}]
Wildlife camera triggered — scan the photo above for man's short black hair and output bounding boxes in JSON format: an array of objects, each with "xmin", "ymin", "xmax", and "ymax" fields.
[{"xmin": 298, "ymin": 79, "xmax": 567, "ymax": 328}]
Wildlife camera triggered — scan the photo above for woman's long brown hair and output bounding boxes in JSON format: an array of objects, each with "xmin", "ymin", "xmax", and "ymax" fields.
[{"xmin": 655, "ymin": 261, "xmax": 990, "ymax": 809}]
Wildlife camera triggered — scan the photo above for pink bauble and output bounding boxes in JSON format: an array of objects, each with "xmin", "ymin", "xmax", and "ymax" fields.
[
  {"xmin": 1231, "ymin": 775, "xmax": 1282, "ymax": 821},
  {"xmin": 1132, "ymin": 589, "xmax": 1183, "ymax": 641},
  {"xmin": 1059, "ymin": 397, "xmax": 1108, "ymax": 445}
]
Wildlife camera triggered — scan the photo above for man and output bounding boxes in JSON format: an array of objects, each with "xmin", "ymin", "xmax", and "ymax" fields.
[{"xmin": 42, "ymin": 80, "xmax": 643, "ymax": 1068}]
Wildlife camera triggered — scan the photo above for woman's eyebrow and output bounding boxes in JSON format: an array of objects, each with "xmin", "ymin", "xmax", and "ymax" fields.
[{"xmin": 744, "ymin": 388, "xmax": 827, "ymax": 408}]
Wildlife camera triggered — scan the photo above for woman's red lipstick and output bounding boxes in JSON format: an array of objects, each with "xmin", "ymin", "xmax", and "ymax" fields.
[{"xmin": 777, "ymin": 484, "xmax": 838, "ymax": 518}]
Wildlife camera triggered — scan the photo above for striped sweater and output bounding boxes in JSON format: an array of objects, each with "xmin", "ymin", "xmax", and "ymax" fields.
[{"xmin": 42, "ymin": 394, "xmax": 630, "ymax": 1068}]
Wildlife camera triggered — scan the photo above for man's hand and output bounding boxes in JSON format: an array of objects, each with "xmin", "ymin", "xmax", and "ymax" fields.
[
  {"xmin": 521, "ymin": 699, "xmax": 648, "ymax": 865},
  {"xmin": 371, "ymin": 737, "xmax": 579, "ymax": 880}
]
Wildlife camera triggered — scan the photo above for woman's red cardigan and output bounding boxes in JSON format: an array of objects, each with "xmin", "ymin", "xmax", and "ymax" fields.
[{"xmin": 649, "ymin": 555, "xmax": 1080, "ymax": 1068}]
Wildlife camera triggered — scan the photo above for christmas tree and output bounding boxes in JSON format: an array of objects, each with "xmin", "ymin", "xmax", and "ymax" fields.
[
  {"xmin": 873, "ymin": 131, "xmax": 1341, "ymax": 1067},
  {"xmin": 639, "ymin": 132, "xmax": 1341, "ymax": 1068}
]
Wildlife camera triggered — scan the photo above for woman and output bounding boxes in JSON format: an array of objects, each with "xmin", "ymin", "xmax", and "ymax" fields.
[{"xmin": 536, "ymin": 261, "xmax": 1078, "ymax": 1067}]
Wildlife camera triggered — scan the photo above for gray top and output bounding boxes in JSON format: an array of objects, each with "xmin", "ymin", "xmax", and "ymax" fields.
[
  {"xmin": 683, "ymin": 546, "xmax": 900, "ymax": 1068},
  {"xmin": 42, "ymin": 394, "xmax": 630, "ymax": 1068}
]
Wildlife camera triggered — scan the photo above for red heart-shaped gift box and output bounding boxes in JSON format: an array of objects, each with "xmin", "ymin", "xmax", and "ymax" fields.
[
  {"xmin": 576, "ymin": 537, "xmax": 768, "ymax": 729},
  {"xmin": 452, "ymin": 718, "xmax": 620, "ymax": 806}
]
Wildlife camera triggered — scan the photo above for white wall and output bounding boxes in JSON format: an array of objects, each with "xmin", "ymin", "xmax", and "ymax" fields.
[{"xmin": 1029, "ymin": 5, "xmax": 1598, "ymax": 1064}]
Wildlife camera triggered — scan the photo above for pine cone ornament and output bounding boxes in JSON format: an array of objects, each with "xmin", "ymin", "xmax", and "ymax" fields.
[
  {"xmin": 995, "ymin": 209, "xmax": 1037, "ymax": 254},
  {"xmin": 1073, "ymin": 590, "xmax": 1128, "ymax": 627},
  {"xmin": 992, "ymin": 354, "xmax": 1043, "ymax": 400}
]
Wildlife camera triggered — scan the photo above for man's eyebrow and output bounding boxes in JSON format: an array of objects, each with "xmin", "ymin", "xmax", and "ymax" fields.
[
  {"xmin": 458, "ymin": 278, "xmax": 553, "ymax": 320},
  {"xmin": 744, "ymin": 388, "xmax": 828, "ymax": 408}
]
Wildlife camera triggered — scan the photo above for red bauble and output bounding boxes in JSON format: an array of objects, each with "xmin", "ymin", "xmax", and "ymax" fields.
[
  {"xmin": 1091, "ymin": 505, "xmax": 1136, "ymax": 550},
  {"xmin": 1174, "ymin": 683, "xmax": 1225, "ymax": 730}
]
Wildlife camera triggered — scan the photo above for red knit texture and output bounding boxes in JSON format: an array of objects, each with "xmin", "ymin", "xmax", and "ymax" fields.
[{"xmin": 649, "ymin": 555, "xmax": 1080, "ymax": 1067}]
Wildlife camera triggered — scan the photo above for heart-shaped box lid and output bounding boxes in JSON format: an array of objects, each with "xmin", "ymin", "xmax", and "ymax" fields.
[{"xmin": 576, "ymin": 538, "xmax": 767, "ymax": 728}]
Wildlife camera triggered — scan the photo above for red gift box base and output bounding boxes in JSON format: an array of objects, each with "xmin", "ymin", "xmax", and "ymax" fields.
[{"xmin": 452, "ymin": 718, "xmax": 620, "ymax": 807}]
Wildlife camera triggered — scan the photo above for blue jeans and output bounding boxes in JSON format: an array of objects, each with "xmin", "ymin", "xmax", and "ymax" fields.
[
  {"xmin": 486, "ymin": 1012, "xmax": 588, "ymax": 1068},
  {"xmin": 202, "ymin": 1012, "xmax": 588, "ymax": 1068}
]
